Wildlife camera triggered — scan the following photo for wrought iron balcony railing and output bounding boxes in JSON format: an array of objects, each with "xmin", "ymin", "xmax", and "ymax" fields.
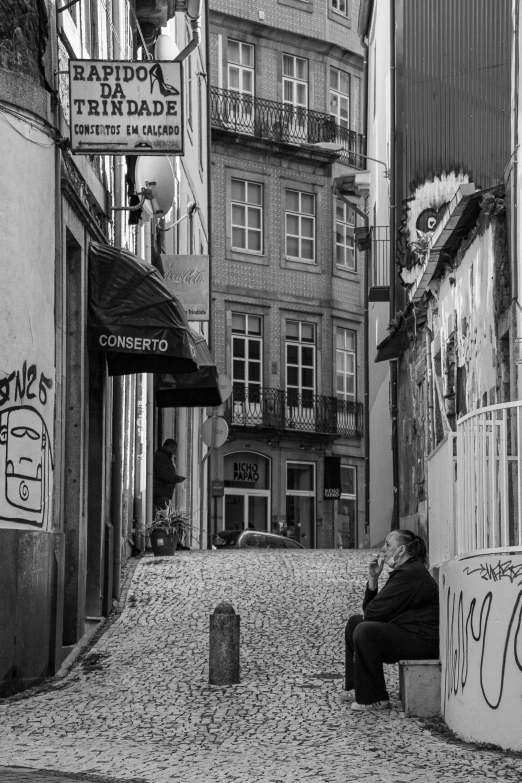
[
  {"xmin": 224, "ymin": 387, "xmax": 364, "ymax": 438},
  {"xmin": 210, "ymin": 87, "xmax": 365, "ymax": 168}
]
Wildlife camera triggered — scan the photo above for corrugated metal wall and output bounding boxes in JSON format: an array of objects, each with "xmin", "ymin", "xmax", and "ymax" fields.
[{"xmin": 398, "ymin": 0, "xmax": 512, "ymax": 193}]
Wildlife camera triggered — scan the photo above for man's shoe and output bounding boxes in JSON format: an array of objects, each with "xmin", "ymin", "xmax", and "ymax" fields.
[
  {"xmin": 340, "ymin": 690, "xmax": 355, "ymax": 702},
  {"xmin": 351, "ymin": 700, "xmax": 390, "ymax": 712}
]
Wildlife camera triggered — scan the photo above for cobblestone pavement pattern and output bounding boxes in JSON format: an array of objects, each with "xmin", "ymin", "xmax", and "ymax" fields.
[{"xmin": 1, "ymin": 551, "xmax": 521, "ymax": 783}]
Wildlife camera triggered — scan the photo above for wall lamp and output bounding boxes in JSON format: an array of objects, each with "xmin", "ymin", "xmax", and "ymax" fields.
[
  {"xmin": 313, "ymin": 142, "xmax": 390, "ymax": 180},
  {"xmin": 111, "ymin": 186, "xmax": 155, "ymax": 212},
  {"xmin": 160, "ymin": 201, "xmax": 200, "ymax": 231}
]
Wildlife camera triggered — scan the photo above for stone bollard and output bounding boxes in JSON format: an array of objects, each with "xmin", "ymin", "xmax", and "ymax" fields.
[{"xmin": 209, "ymin": 601, "xmax": 240, "ymax": 685}]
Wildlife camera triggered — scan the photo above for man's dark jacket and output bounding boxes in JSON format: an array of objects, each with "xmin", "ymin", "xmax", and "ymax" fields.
[
  {"xmin": 153, "ymin": 447, "xmax": 181, "ymax": 503},
  {"xmin": 362, "ymin": 559, "xmax": 439, "ymax": 645}
]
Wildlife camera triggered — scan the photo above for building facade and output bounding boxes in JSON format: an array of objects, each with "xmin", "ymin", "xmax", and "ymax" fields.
[
  {"xmin": 0, "ymin": 0, "xmax": 210, "ymax": 695},
  {"xmin": 209, "ymin": 0, "xmax": 368, "ymax": 548},
  {"xmin": 360, "ymin": 0, "xmax": 522, "ymax": 751}
]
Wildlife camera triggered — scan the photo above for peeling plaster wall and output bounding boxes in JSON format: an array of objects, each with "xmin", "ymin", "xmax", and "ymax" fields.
[
  {"xmin": 433, "ymin": 222, "xmax": 508, "ymax": 413},
  {"xmin": 0, "ymin": 0, "xmax": 48, "ymax": 82},
  {"xmin": 398, "ymin": 218, "xmax": 510, "ymax": 536},
  {"xmin": 441, "ymin": 553, "xmax": 522, "ymax": 751},
  {"xmin": 397, "ymin": 331, "xmax": 428, "ymax": 530}
]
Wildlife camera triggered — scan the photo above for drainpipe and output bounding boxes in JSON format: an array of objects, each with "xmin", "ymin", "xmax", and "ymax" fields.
[
  {"xmin": 361, "ymin": 36, "xmax": 370, "ymax": 548},
  {"xmin": 51, "ymin": 2, "xmax": 66, "ymax": 671},
  {"xmin": 175, "ymin": 0, "xmax": 202, "ymax": 62},
  {"xmin": 513, "ymin": 0, "xmax": 521, "ymax": 401},
  {"xmin": 203, "ymin": 0, "xmax": 212, "ymax": 550},
  {"xmin": 110, "ymin": 0, "xmax": 126, "ymax": 601},
  {"xmin": 144, "ymin": 226, "xmax": 154, "ymax": 533},
  {"xmin": 389, "ymin": 0, "xmax": 399, "ymax": 530}
]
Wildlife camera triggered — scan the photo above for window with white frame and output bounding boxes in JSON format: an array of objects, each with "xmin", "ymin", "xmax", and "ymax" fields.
[
  {"xmin": 231, "ymin": 179, "xmax": 263, "ymax": 253},
  {"xmin": 338, "ymin": 465, "xmax": 357, "ymax": 548},
  {"xmin": 285, "ymin": 189, "xmax": 315, "ymax": 262},
  {"xmin": 286, "ymin": 320, "xmax": 316, "ymax": 399},
  {"xmin": 232, "ymin": 313, "xmax": 263, "ymax": 425},
  {"xmin": 330, "ymin": 67, "xmax": 350, "ymax": 129},
  {"xmin": 336, "ymin": 327, "xmax": 356, "ymax": 401},
  {"xmin": 232, "ymin": 314, "xmax": 263, "ymax": 396},
  {"xmin": 283, "ymin": 54, "xmax": 308, "ymax": 110},
  {"xmin": 228, "ymin": 40, "xmax": 255, "ymax": 96},
  {"xmin": 331, "ymin": 0, "xmax": 349, "ymax": 17},
  {"xmin": 335, "ymin": 199, "xmax": 356, "ymax": 270}
]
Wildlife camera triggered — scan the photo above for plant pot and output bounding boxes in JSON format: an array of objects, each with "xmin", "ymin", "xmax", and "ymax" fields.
[{"xmin": 150, "ymin": 528, "xmax": 178, "ymax": 556}]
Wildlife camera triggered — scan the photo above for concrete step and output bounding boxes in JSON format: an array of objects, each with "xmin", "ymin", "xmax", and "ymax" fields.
[{"xmin": 398, "ymin": 659, "xmax": 441, "ymax": 717}]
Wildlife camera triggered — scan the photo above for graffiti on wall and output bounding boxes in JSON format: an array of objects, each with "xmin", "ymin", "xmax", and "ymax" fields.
[
  {"xmin": 444, "ymin": 578, "xmax": 522, "ymax": 710},
  {"xmin": 0, "ymin": 362, "xmax": 54, "ymax": 530},
  {"xmin": 464, "ymin": 560, "xmax": 522, "ymax": 585}
]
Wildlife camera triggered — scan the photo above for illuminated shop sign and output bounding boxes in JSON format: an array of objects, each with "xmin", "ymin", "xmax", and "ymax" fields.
[{"xmin": 69, "ymin": 60, "xmax": 184, "ymax": 155}]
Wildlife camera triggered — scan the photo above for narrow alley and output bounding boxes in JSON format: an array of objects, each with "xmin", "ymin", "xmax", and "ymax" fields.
[{"xmin": 0, "ymin": 551, "xmax": 520, "ymax": 783}]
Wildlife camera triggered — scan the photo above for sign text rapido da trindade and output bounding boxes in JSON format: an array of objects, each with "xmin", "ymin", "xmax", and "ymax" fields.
[{"xmin": 69, "ymin": 61, "xmax": 184, "ymax": 154}]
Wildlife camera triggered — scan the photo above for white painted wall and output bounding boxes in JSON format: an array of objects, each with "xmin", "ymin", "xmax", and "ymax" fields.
[
  {"xmin": 0, "ymin": 117, "xmax": 55, "ymax": 531},
  {"xmin": 366, "ymin": 0, "xmax": 393, "ymax": 545},
  {"xmin": 427, "ymin": 433, "xmax": 456, "ymax": 565},
  {"xmin": 441, "ymin": 553, "xmax": 522, "ymax": 751}
]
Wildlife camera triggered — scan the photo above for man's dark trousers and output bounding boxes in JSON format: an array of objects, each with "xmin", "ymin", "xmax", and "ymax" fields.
[{"xmin": 345, "ymin": 615, "xmax": 439, "ymax": 704}]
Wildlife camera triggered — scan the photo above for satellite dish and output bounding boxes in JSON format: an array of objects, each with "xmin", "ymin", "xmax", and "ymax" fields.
[
  {"xmin": 201, "ymin": 417, "xmax": 229, "ymax": 448},
  {"xmin": 154, "ymin": 34, "xmax": 179, "ymax": 61},
  {"xmin": 135, "ymin": 156, "xmax": 175, "ymax": 217}
]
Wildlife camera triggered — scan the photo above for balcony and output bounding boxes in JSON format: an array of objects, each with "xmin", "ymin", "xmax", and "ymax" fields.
[
  {"xmin": 210, "ymin": 87, "xmax": 366, "ymax": 169},
  {"xmin": 368, "ymin": 226, "xmax": 390, "ymax": 302},
  {"xmin": 224, "ymin": 387, "xmax": 364, "ymax": 439}
]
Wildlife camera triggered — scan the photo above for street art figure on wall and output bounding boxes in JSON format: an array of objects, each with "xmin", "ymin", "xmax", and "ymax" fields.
[
  {"xmin": 0, "ymin": 363, "xmax": 54, "ymax": 531},
  {"xmin": 398, "ymin": 172, "xmax": 470, "ymax": 286}
]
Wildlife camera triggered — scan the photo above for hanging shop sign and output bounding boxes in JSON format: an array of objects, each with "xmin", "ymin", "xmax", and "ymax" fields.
[
  {"xmin": 69, "ymin": 60, "xmax": 184, "ymax": 155},
  {"xmin": 323, "ymin": 456, "xmax": 342, "ymax": 500},
  {"xmin": 161, "ymin": 255, "xmax": 209, "ymax": 321}
]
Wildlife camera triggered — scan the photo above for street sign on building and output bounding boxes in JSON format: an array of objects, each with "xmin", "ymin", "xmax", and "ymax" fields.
[
  {"xmin": 69, "ymin": 60, "xmax": 184, "ymax": 155},
  {"xmin": 211, "ymin": 480, "xmax": 224, "ymax": 497}
]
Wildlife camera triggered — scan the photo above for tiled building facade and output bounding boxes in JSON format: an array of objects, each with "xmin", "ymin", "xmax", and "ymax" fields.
[{"xmin": 209, "ymin": 0, "xmax": 368, "ymax": 548}]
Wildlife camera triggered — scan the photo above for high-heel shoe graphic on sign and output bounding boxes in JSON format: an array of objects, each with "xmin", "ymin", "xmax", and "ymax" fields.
[{"xmin": 149, "ymin": 64, "xmax": 180, "ymax": 96}]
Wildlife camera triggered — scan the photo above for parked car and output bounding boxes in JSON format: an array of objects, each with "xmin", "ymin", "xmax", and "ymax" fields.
[{"xmin": 213, "ymin": 530, "xmax": 304, "ymax": 550}]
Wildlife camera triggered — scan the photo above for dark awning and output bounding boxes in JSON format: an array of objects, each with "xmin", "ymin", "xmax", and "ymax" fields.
[
  {"xmin": 88, "ymin": 242, "xmax": 199, "ymax": 376},
  {"xmin": 156, "ymin": 331, "xmax": 222, "ymax": 408}
]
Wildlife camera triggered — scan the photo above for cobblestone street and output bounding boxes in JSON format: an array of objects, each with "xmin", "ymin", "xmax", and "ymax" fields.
[{"xmin": 0, "ymin": 551, "xmax": 521, "ymax": 783}]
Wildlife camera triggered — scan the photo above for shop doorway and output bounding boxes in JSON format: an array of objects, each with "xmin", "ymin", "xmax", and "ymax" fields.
[
  {"xmin": 223, "ymin": 451, "xmax": 271, "ymax": 531},
  {"xmin": 224, "ymin": 493, "xmax": 269, "ymax": 531}
]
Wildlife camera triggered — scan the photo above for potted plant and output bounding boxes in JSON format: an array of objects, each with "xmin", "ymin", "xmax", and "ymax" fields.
[{"xmin": 147, "ymin": 504, "xmax": 193, "ymax": 556}]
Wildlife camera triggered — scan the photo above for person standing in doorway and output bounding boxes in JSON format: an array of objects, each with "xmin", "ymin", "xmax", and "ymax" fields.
[{"xmin": 153, "ymin": 438, "xmax": 185, "ymax": 513}]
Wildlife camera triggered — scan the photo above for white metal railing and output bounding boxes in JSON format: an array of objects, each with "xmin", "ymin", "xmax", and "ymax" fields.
[{"xmin": 457, "ymin": 401, "xmax": 522, "ymax": 555}]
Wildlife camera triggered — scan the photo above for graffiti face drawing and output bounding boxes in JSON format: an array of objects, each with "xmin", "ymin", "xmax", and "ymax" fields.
[
  {"xmin": 0, "ymin": 406, "xmax": 53, "ymax": 528},
  {"xmin": 3, "ymin": 408, "xmax": 44, "ymax": 511}
]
